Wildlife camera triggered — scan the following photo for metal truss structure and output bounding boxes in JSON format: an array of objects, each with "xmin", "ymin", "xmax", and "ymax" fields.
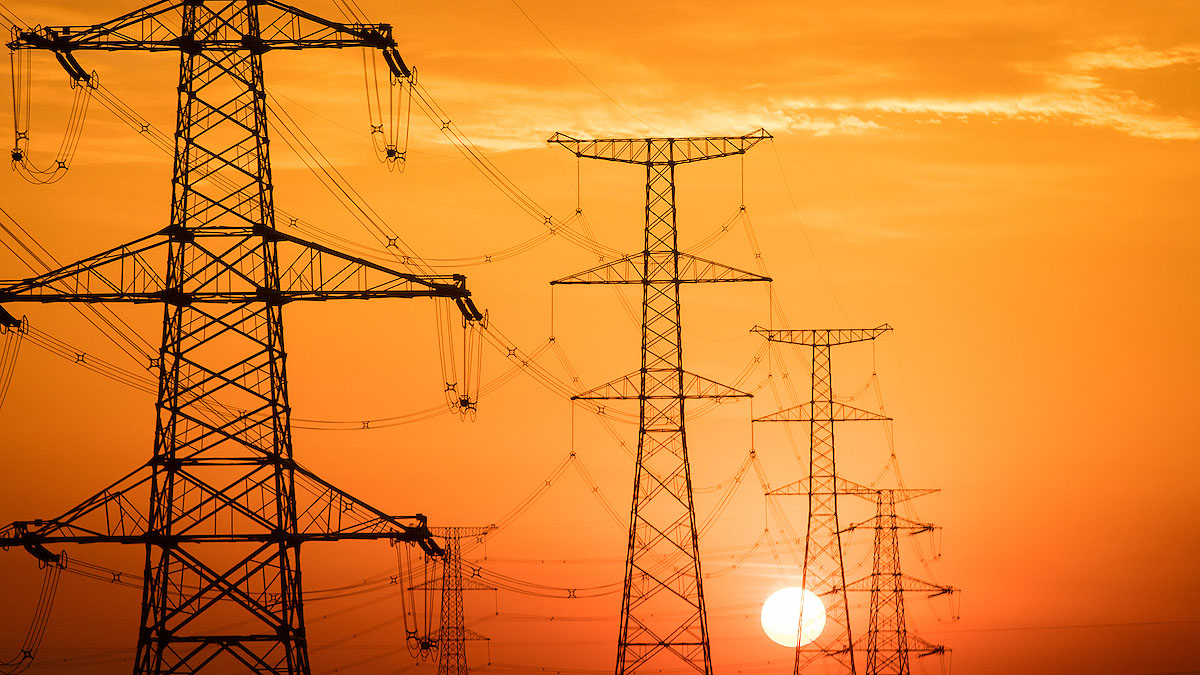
[
  {"xmin": 843, "ymin": 489, "xmax": 954, "ymax": 675},
  {"xmin": 550, "ymin": 131, "xmax": 772, "ymax": 675},
  {"xmin": 415, "ymin": 527, "xmax": 495, "ymax": 675},
  {"xmin": 0, "ymin": 3, "xmax": 481, "ymax": 673},
  {"xmin": 434, "ymin": 527, "xmax": 489, "ymax": 675},
  {"xmin": 753, "ymin": 325, "xmax": 893, "ymax": 675}
]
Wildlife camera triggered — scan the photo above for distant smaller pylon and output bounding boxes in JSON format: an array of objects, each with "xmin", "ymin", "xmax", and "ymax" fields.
[
  {"xmin": 412, "ymin": 526, "xmax": 496, "ymax": 675},
  {"xmin": 841, "ymin": 488, "xmax": 957, "ymax": 675}
]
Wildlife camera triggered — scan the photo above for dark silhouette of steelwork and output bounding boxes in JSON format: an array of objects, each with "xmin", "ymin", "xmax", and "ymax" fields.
[
  {"xmin": 550, "ymin": 131, "xmax": 772, "ymax": 675},
  {"xmin": 753, "ymin": 325, "xmax": 892, "ymax": 675},
  {"xmin": 429, "ymin": 527, "xmax": 494, "ymax": 675},
  {"xmin": 0, "ymin": 3, "xmax": 481, "ymax": 674},
  {"xmin": 843, "ymin": 489, "xmax": 954, "ymax": 675}
]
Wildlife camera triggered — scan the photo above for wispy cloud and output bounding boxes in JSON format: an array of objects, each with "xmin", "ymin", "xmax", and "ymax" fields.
[
  {"xmin": 771, "ymin": 42, "xmax": 1200, "ymax": 140},
  {"xmin": 393, "ymin": 78, "xmax": 888, "ymax": 152},
  {"xmin": 1066, "ymin": 44, "xmax": 1200, "ymax": 72},
  {"xmin": 414, "ymin": 38, "xmax": 1200, "ymax": 148},
  {"xmin": 778, "ymin": 91, "xmax": 1200, "ymax": 140}
]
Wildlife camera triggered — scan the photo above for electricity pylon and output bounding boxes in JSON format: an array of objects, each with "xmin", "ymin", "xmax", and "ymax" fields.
[
  {"xmin": 753, "ymin": 325, "xmax": 893, "ymax": 675},
  {"xmin": 0, "ymin": 3, "xmax": 482, "ymax": 674},
  {"xmin": 550, "ymin": 131, "xmax": 772, "ymax": 675},
  {"xmin": 842, "ymin": 489, "xmax": 954, "ymax": 675},
  {"xmin": 419, "ymin": 527, "xmax": 495, "ymax": 675}
]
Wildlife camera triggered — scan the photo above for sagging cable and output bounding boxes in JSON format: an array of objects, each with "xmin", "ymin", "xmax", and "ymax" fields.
[{"xmin": 9, "ymin": 48, "xmax": 94, "ymax": 185}]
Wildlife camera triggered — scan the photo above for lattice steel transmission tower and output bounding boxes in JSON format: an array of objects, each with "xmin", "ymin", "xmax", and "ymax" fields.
[
  {"xmin": 753, "ymin": 325, "xmax": 893, "ymax": 675},
  {"xmin": 422, "ymin": 527, "xmax": 495, "ymax": 675},
  {"xmin": 843, "ymin": 489, "xmax": 954, "ymax": 675},
  {"xmin": 550, "ymin": 131, "xmax": 772, "ymax": 675},
  {"xmin": 0, "ymin": 3, "xmax": 482, "ymax": 674}
]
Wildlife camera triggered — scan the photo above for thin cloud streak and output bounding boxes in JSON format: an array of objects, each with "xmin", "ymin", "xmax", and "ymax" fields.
[
  {"xmin": 776, "ymin": 42, "xmax": 1200, "ymax": 141},
  {"xmin": 406, "ymin": 40, "xmax": 1200, "ymax": 149},
  {"xmin": 1066, "ymin": 43, "xmax": 1200, "ymax": 72},
  {"xmin": 778, "ymin": 91, "xmax": 1200, "ymax": 140}
]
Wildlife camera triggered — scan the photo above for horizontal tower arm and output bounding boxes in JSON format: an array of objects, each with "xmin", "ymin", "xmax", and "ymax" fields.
[
  {"xmin": 0, "ymin": 461, "xmax": 443, "ymax": 556},
  {"xmin": 752, "ymin": 400, "xmax": 890, "ymax": 423},
  {"xmin": 766, "ymin": 478, "xmax": 936, "ymax": 498},
  {"xmin": 751, "ymin": 324, "xmax": 892, "ymax": 346},
  {"xmin": 572, "ymin": 369, "xmax": 752, "ymax": 400},
  {"xmin": 0, "ymin": 230, "xmax": 483, "ymax": 320},
  {"xmin": 7, "ymin": 0, "xmax": 412, "ymax": 77},
  {"xmin": 839, "ymin": 514, "xmax": 940, "ymax": 535},
  {"xmin": 551, "ymin": 252, "xmax": 770, "ymax": 285},
  {"xmin": 844, "ymin": 573, "xmax": 957, "ymax": 597},
  {"xmin": 547, "ymin": 129, "xmax": 771, "ymax": 165}
]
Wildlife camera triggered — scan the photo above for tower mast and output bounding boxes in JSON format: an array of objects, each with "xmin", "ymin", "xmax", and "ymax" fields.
[
  {"xmin": 551, "ymin": 131, "xmax": 771, "ymax": 675},
  {"xmin": 843, "ymin": 488, "xmax": 954, "ymax": 674},
  {"xmin": 753, "ymin": 325, "xmax": 892, "ymax": 674},
  {"xmin": 1, "ymin": 4, "xmax": 481, "ymax": 673}
]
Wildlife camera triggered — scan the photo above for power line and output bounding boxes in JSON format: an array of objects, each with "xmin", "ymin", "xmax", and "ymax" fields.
[{"xmin": 506, "ymin": 0, "xmax": 662, "ymax": 135}]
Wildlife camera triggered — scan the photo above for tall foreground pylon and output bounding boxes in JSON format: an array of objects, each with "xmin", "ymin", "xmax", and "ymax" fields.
[
  {"xmin": 550, "ymin": 131, "xmax": 772, "ymax": 675},
  {"xmin": 753, "ymin": 325, "xmax": 893, "ymax": 674},
  {"xmin": 0, "ymin": 3, "xmax": 481, "ymax": 673}
]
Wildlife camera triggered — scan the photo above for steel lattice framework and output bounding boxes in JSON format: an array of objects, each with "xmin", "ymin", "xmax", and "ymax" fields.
[
  {"xmin": 753, "ymin": 325, "xmax": 892, "ymax": 675},
  {"xmin": 0, "ymin": 3, "xmax": 481, "ymax": 673},
  {"xmin": 843, "ymin": 489, "xmax": 953, "ymax": 675},
  {"xmin": 437, "ymin": 528, "xmax": 472, "ymax": 675},
  {"xmin": 415, "ymin": 527, "xmax": 494, "ymax": 675},
  {"xmin": 550, "ymin": 131, "xmax": 771, "ymax": 675}
]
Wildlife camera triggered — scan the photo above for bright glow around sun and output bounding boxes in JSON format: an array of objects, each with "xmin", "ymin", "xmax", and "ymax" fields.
[{"xmin": 761, "ymin": 587, "xmax": 826, "ymax": 648}]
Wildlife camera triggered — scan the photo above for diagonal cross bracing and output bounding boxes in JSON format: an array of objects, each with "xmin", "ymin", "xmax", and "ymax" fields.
[
  {"xmin": 841, "ymin": 489, "xmax": 953, "ymax": 674},
  {"xmin": 1, "ymin": 2, "xmax": 477, "ymax": 673},
  {"xmin": 549, "ymin": 132, "xmax": 771, "ymax": 675},
  {"xmin": 753, "ymin": 326, "xmax": 893, "ymax": 675}
]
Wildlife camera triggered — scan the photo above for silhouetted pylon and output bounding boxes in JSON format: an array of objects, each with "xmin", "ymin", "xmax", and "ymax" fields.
[
  {"xmin": 0, "ymin": 3, "xmax": 482, "ymax": 673},
  {"xmin": 753, "ymin": 325, "xmax": 892, "ymax": 674},
  {"xmin": 425, "ymin": 527, "xmax": 495, "ymax": 675},
  {"xmin": 841, "ymin": 488, "xmax": 955, "ymax": 675},
  {"xmin": 550, "ymin": 131, "xmax": 772, "ymax": 675}
]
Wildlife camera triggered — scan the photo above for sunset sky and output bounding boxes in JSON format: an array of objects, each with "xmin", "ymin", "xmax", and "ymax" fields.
[{"xmin": 0, "ymin": 1, "xmax": 1197, "ymax": 674}]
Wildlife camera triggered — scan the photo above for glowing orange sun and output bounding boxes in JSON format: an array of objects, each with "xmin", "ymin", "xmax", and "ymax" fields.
[{"xmin": 760, "ymin": 587, "xmax": 826, "ymax": 648}]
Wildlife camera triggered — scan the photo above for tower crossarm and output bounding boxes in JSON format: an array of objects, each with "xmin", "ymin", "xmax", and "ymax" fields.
[
  {"xmin": 551, "ymin": 252, "xmax": 769, "ymax": 285},
  {"xmin": 903, "ymin": 634, "xmax": 949, "ymax": 656},
  {"xmin": 766, "ymin": 479, "xmax": 935, "ymax": 500},
  {"xmin": 0, "ymin": 233, "xmax": 168, "ymax": 301},
  {"xmin": 0, "ymin": 460, "xmax": 443, "ymax": 555},
  {"xmin": 833, "ymin": 480, "xmax": 939, "ymax": 502},
  {"xmin": 8, "ymin": 1, "xmax": 413, "ymax": 80},
  {"xmin": 845, "ymin": 573, "xmax": 957, "ymax": 597},
  {"xmin": 429, "ymin": 526, "xmax": 496, "ymax": 539},
  {"xmin": 839, "ymin": 514, "xmax": 940, "ymax": 536},
  {"xmin": 752, "ymin": 400, "xmax": 890, "ymax": 423},
  {"xmin": 849, "ymin": 634, "xmax": 947, "ymax": 657},
  {"xmin": 573, "ymin": 369, "xmax": 752, "ymax": 401},
  {"xmin": 548, "ymin": 129, "xmax": 771, "ymax": 165},
  {"xmin": 751, "ymin": 323, "xmax": 892, "ymax": 346},
  {"xmin": 273, "ymin": 231, "xmax": 482, "ymax": 318},
  {"xmin": 0, "ymin": 231, "xmax": 483, "ymax": 319},
  {"xmin": 290, "ymin": 465, "xmax": 442, "ymax": 554}
]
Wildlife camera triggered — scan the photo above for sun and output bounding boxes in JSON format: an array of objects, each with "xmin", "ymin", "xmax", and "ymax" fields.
[{"xmin": 761, "ymin": 587, "xmax": 826, "ymax": 648}]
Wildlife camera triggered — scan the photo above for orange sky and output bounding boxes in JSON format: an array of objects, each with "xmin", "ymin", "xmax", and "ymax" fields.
[{"xmin": 0, "ymin": 1, "xmax": 1198, "ymax": 674}]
